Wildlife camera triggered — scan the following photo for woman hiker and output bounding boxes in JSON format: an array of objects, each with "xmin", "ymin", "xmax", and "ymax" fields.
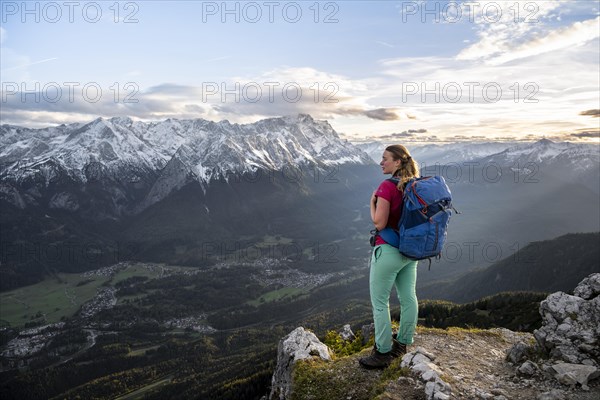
[{"xmin": 359, "ymin": 144, "xmax": 420, "ymax": 369}]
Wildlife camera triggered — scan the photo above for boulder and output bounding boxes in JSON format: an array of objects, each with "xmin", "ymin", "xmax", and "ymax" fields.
[
  {"xmin": 268, "ymin": 327, "xmax": 331, "ymax": 400},
  {"xmin": 533, "ymin": 273, "xmax": 600, "ymax": 366},
  {"xmin": 339, "ymin": 324, "xmax": 356, "ymax": 341},
  {"xmin": 551, "ymin": 362, "xmax": 600, "ymax": 386},
  {"xmin": 573, "ymin": 273, "xmax": 600, "ymax": 300},
  {"xmin": 518, "ymin": 360, "xmax": 539, "ymax": 376},
  {"xmin": 506, "ymin": 341, "xmax": 530, "ymax": 364}
]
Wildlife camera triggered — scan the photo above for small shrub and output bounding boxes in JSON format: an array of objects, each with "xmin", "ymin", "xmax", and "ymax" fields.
[{"xmin": 323, "ymin": 330, "xmax": 366, "ymax": 357}]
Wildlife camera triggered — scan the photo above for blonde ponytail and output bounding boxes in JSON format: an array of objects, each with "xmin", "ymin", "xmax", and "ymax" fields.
[{"xmin": 385, "ymin": 144, "xmax": 419, "ymax": 189}]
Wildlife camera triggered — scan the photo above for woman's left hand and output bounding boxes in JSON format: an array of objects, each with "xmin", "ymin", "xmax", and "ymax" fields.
[{"xmin": 370, "ymin": 191, "xmax": 377, "ymax": 206}]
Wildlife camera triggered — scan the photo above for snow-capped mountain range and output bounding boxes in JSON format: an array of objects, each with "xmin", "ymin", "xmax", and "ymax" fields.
[
  {"xmin": 1, "ymin": 114, "xmax": 372, "ymax": 185},
  {"xmin": 1, "ymin": 114, "xmax": 375, "ymax": 213},
  {"xmin": 356, "ymin": 139, "xmax": 599, "ymax": 169},
  {"xmin": 479, "ymin": 138, "xmax": 599, "ymax": 171}
]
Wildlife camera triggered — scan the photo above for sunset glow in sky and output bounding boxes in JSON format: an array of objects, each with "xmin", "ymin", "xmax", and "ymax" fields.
[{"xmin": 1, "ymin": 0, "xmax": 599, "ymax": 142}]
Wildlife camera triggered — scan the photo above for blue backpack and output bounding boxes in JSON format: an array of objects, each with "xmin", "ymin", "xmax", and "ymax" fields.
[{"xmin": 378, "ymin": 176, "xmax": 454, "ymax": 263}]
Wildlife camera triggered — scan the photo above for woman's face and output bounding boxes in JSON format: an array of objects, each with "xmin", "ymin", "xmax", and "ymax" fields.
[{"xmin": 380, "ymin": 150, "xmax": 400, "ymax": 174}]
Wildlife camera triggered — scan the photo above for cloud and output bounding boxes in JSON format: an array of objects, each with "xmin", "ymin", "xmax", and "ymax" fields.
[
  {"xmin": 0, "ymin": 72, "xmax": 408, "ymax": 127},
  {"xmin": 380, "ymin": 132, "xmax": 414, "ymax": 139},
  {"xmin": 378, "ymin": 129, "xmax": 428, "ymax": 139},
  {"xmin": 142, "ymin": 68, "xmax": 410, "ymax": 123},
  {"xmin": 184, "ymin": 104, "xmax": 206, "ymax": 114},
  {"xmin": 145, "ymin": 83, "xmax": 201, "ymax": 96},
  {"xmin": 484, "ymin": 17, "xmax": 600, "ymax": 66},
  {"xmin": 579, "ymin": 109, "xmax": 600, "ymax": 117},
  {"xmin": 0, "ymin": 84, "xmax": 193, "ymax": 127},
  {"xmin": 331, "ymin": 107, "xmax": 415, "ymax": 121},
  {"xmin": 364, "ymin": 108, "xmax": 400, "ymax": 121},
  {"xmin": 570, "ymin": 129, "xmax": 599, "ymax": 138},
  {"xmin": 373, "ymin": 21, "xmax": 599, "ymax": 140},
  {"xmin": 456, "ymin": 0, "xmax": 565, "ymax": 62}
]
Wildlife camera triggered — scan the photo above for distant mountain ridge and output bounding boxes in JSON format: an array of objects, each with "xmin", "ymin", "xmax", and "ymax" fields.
[
  {"xmin": 419, "ymin": 232, "xmax": 600, "ymax": 303},
  {"xmin": 356, "ymin": 139, "xmax": 598, "ymax": 170},
  {"xmin": 1, "ymin": 114, "xmax": 373, "ymax": 212},
  {"xmin": 1, "ymin": 114, "xmax": 371, "ymax": 177}
]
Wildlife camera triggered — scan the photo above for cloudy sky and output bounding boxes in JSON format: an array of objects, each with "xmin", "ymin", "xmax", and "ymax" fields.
[{"xmin": 1, "ymin": 0, "xmax": 598, "ymax": 142}]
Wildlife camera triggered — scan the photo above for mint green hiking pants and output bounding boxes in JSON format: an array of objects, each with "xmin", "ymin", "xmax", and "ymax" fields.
[{"xmin": 370, "ymin": 244, "xmax": 418, "ymax": 353}]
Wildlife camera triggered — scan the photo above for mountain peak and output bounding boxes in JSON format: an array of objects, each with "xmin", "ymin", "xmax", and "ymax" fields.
[
  {"xmin": 108, "ymin": 116, "xmax": 133, "ymax": 125},
  {"xmin": 297, "ymin": 113, "xmax": 314, "ymax": 121},
  {"xmin": 536, "ymin": 138, "xmax": 555, "ymax": 146}
]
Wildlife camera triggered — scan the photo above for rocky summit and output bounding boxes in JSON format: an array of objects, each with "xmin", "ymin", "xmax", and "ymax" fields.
[
  {"xmin": 268, "ymin": 327, "xmax": 332, "ymax": 400},
  {"xmin": 266, "ymin": 274, "xmax": 600, "ymax": 400}
]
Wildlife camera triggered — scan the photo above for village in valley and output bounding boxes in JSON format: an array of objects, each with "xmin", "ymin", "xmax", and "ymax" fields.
[{"xmin": 0, "ymin": 258, "xmax": 346, "ymax": 370}]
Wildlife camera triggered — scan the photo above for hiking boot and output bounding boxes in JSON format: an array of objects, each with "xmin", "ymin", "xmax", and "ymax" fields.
[
  {"xmin": 391, "ymin": 337, "xmax": 407, "ymax": 358},
  {"xmin": 359, "ymin": 346, "xmax": 394, "ymax": 369}
]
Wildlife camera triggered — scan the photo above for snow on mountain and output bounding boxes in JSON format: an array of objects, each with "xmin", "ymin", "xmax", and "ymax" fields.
[
  {"xmin": 480, "ymin": 139, "xmax": 599, "ymax": 171},
  {"xmin": 353, "ymin": 141, "xmax": 387, "ymax": 164},
  {"xmin": 477, "ymin": 139, "xmax": 600, "ymax": 195},
  {"xmin": 354, "ymin": 141, "xmax": 519, "ymax": 166},
  {"xmin": 0, "ymin": 114, "xmax": 373, "ymax": 186},
  {"xmin": 354, "ymin": 139, "xmax": 598, "ymax": 172},
  {"xmin": 410, "ymin": 142, "xmax": 522, "ymax": 166}
]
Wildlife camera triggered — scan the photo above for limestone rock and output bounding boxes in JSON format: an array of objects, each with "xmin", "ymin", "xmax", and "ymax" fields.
[
  {"xmin": 339, "ymin": 324, "xmax": 356, "ymax": 341},
  {"xmin": 433, "ymin": 391, "xmax": 450, "ymax": 400},
  {"xmin": 533, "ymin": 273, "xmax": 600, "ymax": 366},
  {"xmin": 573, "ymin": 273, "xmax": 600, "ymax": 300},
  {"xmin": 414, "ymin": 346, "xmax": 436, "ymax": 361},
  {"xmin": 506, "ymin": 341, "xmax": 530, "ymax": 364},
  {"xmin": 518, "ymin": 360, "xmax": 539, "ymax": 376},
  {"xmin": 551, "ymin": 362, "xmax": 600, "ymax": 386},
  {"xmin": 268, "ymin": 327, "xmax": 331, "ymax": 400},
  {"xmin": 401, "ymin": 348, "xmax": 451, "ymax": 400}
]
